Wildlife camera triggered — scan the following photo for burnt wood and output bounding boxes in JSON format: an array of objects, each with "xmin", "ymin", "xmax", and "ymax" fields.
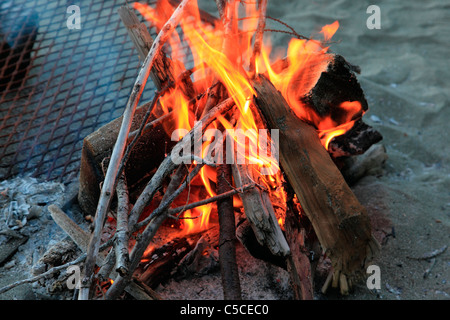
[
  {"xmin": 252, "ymin": 75, "xmax": 380, "ymax": 290},
  {"xmin": 328, "ymin": 119, "xmax": 382, "ymax": 158}
]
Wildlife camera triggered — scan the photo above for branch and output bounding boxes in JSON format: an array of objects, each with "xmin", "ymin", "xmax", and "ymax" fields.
[
  {"xmin": 167, "ymin": 183, "xmax": 255, "ymax": 216},
  {"xmin": 133, "ymin": 164, "xmax": 204, "ymax": 231},
  {"xmin": 105, "ymin": 164, "xmax": 204, "ymax": 299},
  {"xmin": 217, "ymin": 149, "xmax": 242, "ymax": 300},
  {"xmin": 0, "ymin": 254, "xmax": 85, "ymax": 295},
  {"xmin": 80, "ymin": 0, "xmax": 192, "ymax": 300},
  {"xmin": 115, "ymin": 174, "xmax": 130, "ymax": 277}
]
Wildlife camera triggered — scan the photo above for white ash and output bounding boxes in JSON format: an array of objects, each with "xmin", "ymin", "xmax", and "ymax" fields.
[
  {"xmin": 0, "ymin": 176, "xmax": 84, "ymax": 299},
  {"xmin": 0, "ymin": 176, "xmax": 64, "ymax": 230}
]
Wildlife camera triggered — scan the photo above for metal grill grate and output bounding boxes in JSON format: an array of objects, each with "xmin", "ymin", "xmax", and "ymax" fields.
[{"xmin": 0, "ymin": 0, "xmax": 176, "ymax": 183}]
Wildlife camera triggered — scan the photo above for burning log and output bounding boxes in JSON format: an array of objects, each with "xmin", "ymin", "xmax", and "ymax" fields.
[
  {"xmin": 175, "ymin": 227, "xmax": 220, "ymax": 279},
  {"xmin": 235, "ymin": 219, "xmax": 286, "ymax": 269},
  {"xmin": 137, "ymin": 236, "xmax": 193, "ymax": 288},
  {"xmin": 252, "ymin": 75, "xmax": 380, "ymax": 293},
  {"xmin": 136, "ymin": 226, "xmax": 220, "ymax": 289},
  {"xmin": 268, "ymin": 52, "xmax": 382, "ymax": 159},
  {"xmin": 328, "ymin": 119, "xmax": 382, "ymax": 159}
]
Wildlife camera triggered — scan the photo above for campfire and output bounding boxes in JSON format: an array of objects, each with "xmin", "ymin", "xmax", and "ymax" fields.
[{"xmin": 3, "ymin": 0, "xmax": 386, "ymax": 300}]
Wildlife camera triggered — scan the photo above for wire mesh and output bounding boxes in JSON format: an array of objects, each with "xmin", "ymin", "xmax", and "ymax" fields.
[{"xmin": 0, "ymin": 0, "xmax": 172, "ymax": 183}]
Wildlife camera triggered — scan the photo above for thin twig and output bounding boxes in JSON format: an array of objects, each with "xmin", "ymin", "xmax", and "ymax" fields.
[
  {"xmin": 98, "ymin": 249, "xmax": 117, "ymax": 282},
  {"xmin": 423, "ymin": 258, "xmax": 437, "ymax": 279},
  {"xmin": 214, "ymin": 0, "xmax": 242, "ymax": 300},
  {"xmin": 407, "ymin": 245, "xmax": 447, "ymax": 261},
  {"xmin": 235, "ymin": 16, "xmax": 310, "ymax": 40},
  {"xmin": 133, "ymin": 164, "xmax": 205, "ymax": 231},
  {"xmin": 215, "ymin": 0, "xmax": 227, "ymax": 23},
  {"xmin": 217, "ymin": 151, "xmax": 242, "ymax": 299},
  {"xmin": 115, "ymin": 174, "xmax": 130, "ymax": 277},
  {"xmin": 79, "ymin": 0, "xmax": 192, "ymax": 300},
  {"xmin": 168, "ymin": 183, "xmax": 255, "ymax": 217},
  {"xmin": 0, "ymin": 254, "xmax": 86, "ymax": 295},
  {"xmin": 0, "ymin": 238, "xmax": 115, "ymax": 295},
  {"xmin": 249, "ymin": 0, "xmax": 267, "ymax": 76},
  {"xmin": 266, "ymin": 16, "xmax": 310, "ymax": 40}
]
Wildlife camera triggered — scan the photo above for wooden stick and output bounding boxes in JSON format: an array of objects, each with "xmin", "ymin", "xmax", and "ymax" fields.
[
  {"xmin": 407, "ymin": 245, "xmax": 448, "ymax": 261},
  {"xmin": 48, "ymin": 204, "xmax": 90, "ymax": 251},
  {"xmin": 284, "ymin": 206, "xmax": 314, "ymax": 300},
  {"xmin": 210, "ymin": 1, "xmax": 243, "ymax": 300},
  {"xmin": 80, "ymin": 0, "xmax": 192, "ymax": 300},
  {"xmin": 167, "ymin": 183, "xmax": 255, "ymax": 216},
  {"xmin": 115, "ymin": 174, "xmax": 130, "ymax": 277},
  {"xmin": 215, "ymin": 0, "xmax": 227, "ymax": 22},
  {"xmin": 0, "ymin": 254, "xmax": 86, "ymax": 295},
  {"xmin": 118, "ymin": 5, "xmax": 154, "ymax": 62},
  {"xmin": 106, "ymin": 164, "xmax": 204, "ymax": 299},
  {"xmin": 217, "ymin": 150, "xmax": 242, "ymax": 300},
  {"xmin": 232, "ymin": 163, "xmax": 290, "ymax": 257},
  {"xmin": 249, "ymin": 0, "xmax": 268, "ymax": 76},
  {"xmin": 131, "ymin": 279, "xmax": 163, "ymax": 300},
  {"xmin": 199, "ymin": 0, "xmax": 230, "ymax": 118},
  {"xmin": 98, "ymin": 249, "xmax": 116, "ymax": 282}
]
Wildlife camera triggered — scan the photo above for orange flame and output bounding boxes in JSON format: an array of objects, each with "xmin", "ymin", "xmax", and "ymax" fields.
[
  {"xmin": 320, "ymin": 20, "xmax": 339, "ymax": 42},
  {"xmin": 133, "ymin": 1, "xmax": 361, "ymax": 233}
]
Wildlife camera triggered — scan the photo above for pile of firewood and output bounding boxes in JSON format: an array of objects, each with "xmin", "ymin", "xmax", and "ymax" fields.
[{"xmin": 3, "ymin": 0, "xmax": 387, "ymax": 300}]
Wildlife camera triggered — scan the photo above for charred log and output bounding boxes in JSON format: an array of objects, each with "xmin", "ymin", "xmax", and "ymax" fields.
[
  {"xmin": 137, "ymin": 236, "xmax": 193, "ymax": 288},
  {"xmin": 328, "ymin": 119, "xmax": 383, "ymax": 158}
]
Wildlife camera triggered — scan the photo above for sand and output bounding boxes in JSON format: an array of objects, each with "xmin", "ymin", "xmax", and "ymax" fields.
[
  {"xmin": 0, "ymin": 0, "xmax": 449, "ymax": 300},
  {"xmin": 258, "ymin": 0, "xmax": 450, "ymax": 300}
]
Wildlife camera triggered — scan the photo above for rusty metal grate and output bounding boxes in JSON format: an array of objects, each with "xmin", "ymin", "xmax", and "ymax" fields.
[{"xmin": 0, "ymin": 0, "xmax": 183, "ymax": 183}]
